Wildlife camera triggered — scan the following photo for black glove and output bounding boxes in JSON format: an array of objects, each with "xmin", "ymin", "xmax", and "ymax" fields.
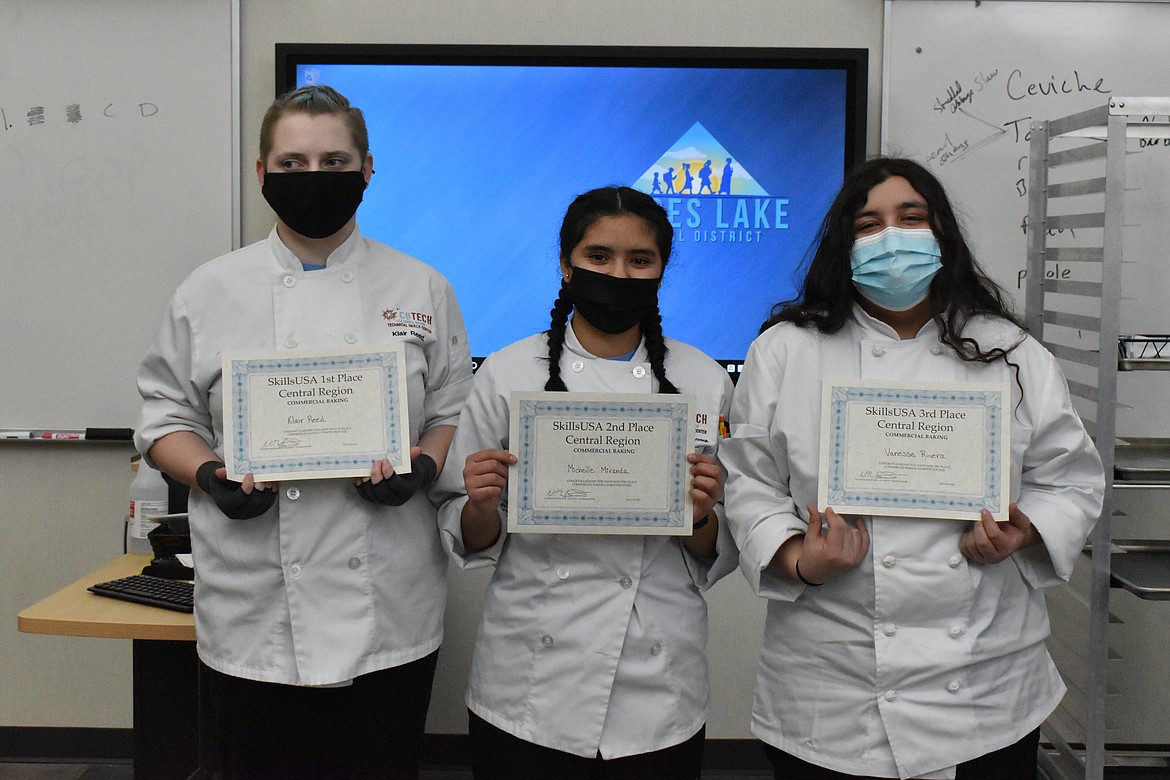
[
  {"xmin": 355, "ymin": 455, "xmax": 437, "ymax": 506},
  {"xmin": 195, "ymin": 460, "xmax": 277, "ymax": 520}
]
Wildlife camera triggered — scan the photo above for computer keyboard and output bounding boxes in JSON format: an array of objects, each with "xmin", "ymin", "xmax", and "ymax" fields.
[{"xmin": 88, "ymin": 574, "xmax": 194, "ymax": 613}]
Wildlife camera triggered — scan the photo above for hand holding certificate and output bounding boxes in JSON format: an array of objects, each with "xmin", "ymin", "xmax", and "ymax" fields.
[
  {"xmin": 817, "ymin": 379, "xmax": 1010, "ymax": 521},
  {"xmin": 222, "ymin": 346, "xmax": 412, "ymax": 481},
  {"xmin": 507, "ymin": 391, "xmax": 695, "ymax": 534}
]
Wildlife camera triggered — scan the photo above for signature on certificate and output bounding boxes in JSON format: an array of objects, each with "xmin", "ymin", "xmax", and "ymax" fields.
[
  {"xmin": 857, "ymin": 469, "xmax": 899, "ymax": 481},
  {"xmin": 545, "ymin": 488, "xmax": 590, "ymax": 499},
  {"xmin": 260, "ymin": 438, "xmax": 304, "ymax": 450}
]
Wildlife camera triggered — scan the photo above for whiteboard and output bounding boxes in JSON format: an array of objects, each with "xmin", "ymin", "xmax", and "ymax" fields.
[
  {"xmin": 883, "ymin": 0, "xmax": 1170, "ymax": 334},
  {"xmin": 0, "ymin": 0, "xmax": 238, "ymax": 430}
]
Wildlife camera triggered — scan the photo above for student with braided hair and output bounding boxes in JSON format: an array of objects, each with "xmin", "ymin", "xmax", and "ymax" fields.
[{"xmin": 434, "ymin": 186, "xmax": 736, "ymax": 779}]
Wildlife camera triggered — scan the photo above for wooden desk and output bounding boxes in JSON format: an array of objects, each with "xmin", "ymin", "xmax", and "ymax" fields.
[
  {"xmin": 19, "ymin": 554, "xmax": 203, "ymax": 779},
  {"xmin": 19, "ymin": 554, "xmax": 194, "ymax": 640}
]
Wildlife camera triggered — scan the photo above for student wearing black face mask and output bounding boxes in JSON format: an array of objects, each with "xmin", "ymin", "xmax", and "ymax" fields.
[
  {"xmin": 135, "ymin": 85, "xmax": 473, "ymax": 779},
  {"xmin": 433, "ymin": 187, "xmax": 737, "ymax": 779}
]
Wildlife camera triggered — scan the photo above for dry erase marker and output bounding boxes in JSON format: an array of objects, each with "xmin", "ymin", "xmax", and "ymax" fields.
[
  {"xmin": 1, "ymin": 431, "xmax": 34, "ymax": 439},
  {"xmin": 38, "ymin": 432, "xmax": 85, "ymax": 440}
]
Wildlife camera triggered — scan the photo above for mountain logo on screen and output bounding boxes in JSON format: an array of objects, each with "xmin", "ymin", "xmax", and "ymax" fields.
[
  {"xmin": 633, "ymin": 122, "xmax": 768, "ymax": 197},
  {"xmin": 632, "ymin": 121, "xmax": 790, "ymax": 244}
]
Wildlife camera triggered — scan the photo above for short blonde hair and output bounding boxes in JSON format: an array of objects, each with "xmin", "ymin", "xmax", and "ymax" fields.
[{"xmin": 258, "ymin": 85, "xmax": 369, "ymax": 163}]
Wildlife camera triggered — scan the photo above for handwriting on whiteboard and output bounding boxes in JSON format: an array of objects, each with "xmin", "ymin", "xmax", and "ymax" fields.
[{"xmin": 0, "ymin": 101, "xmax": 159, "ymax": 132}]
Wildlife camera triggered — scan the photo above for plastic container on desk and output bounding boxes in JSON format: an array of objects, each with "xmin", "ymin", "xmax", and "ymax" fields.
[{"xmin": 128, "ymin": 457, "xmax": 168, "ymax": 555}]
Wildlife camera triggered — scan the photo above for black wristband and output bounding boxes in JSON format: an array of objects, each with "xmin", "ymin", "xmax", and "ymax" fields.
[
  {"xmin": 692, "ymin": 514, "xmax": 710, "ymax": 531},
  {"xmin": 195, "ymin": 460, "xmax": 224, "ymax": 494},
  {"xmin": 355, "ymin": 454, "xmax": 438, "ymax": 507},
  {"xmin": 195, "ymin": 459, "xmax": 276, "ymax": 520},
  {"xmin": 795, "ymin": 559, "xmax": 823, "ymax": 587}
]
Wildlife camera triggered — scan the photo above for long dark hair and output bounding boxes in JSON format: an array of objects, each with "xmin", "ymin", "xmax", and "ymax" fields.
[
  {"xmin": 544, "ymin": 186, "xmax": 679, "ymax": 394},
  {"xmin": 762, "ymin": 157, "xmax": 1023, "ymax": 368}
]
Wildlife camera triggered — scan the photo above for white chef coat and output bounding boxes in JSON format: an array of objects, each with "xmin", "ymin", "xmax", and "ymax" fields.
[
  {"xmin": 720, "ymin": 305, "xmax": 1103, "ymax": 779},
  {"xmin": 434, "ymin": 322, "xmax": 737, "ymax": 759},
  {"xmin": 136, "ymin": 226, "xmax": 472, "ymax": 686}
]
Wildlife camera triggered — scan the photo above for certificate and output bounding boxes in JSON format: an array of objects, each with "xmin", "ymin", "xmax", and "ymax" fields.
[
  {"xmin": 222, "ymin": 346, "xmax": 411, "ymax": 481},
  {"xmin": 507, "ymin": 391, "xmax": 695, "ymax": 535},
  {"xmin": 817, "ymin": 379, "xmax": 1009, "ymax": 520}
]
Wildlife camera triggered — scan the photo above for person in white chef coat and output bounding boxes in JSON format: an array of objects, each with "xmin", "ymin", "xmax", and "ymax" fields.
[
  {"xmin": 720, "ymin": 157, "xmax": 1104, "ymax": 780},
  {"xmin": 434, "ymin": 186, "xmax": 737, "ymax": 779},
  {"xmin": 135, "ymin": 85, "xmax": 472, "ymax": 779}
]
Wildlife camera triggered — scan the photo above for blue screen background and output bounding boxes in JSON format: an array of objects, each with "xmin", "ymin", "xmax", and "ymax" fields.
[{"xmin": 296, "ymin": 63, "xmax": 848, "ymax": 364}]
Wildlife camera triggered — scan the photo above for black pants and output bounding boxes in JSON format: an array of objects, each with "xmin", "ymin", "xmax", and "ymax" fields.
[
  {"xmin": 205, "ymin": 650, "xmax": 439, "ymax": 780},
  {"xmin": 468, "ymin": 710, "xmax": 705, "ymax": 780},
  {"xmin": 764, "ymin": 727, "xmax": 1040, "ymax": 780}
]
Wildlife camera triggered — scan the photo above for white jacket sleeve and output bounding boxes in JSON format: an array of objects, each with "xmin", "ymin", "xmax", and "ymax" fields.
[
  {"xmin": 434, "ymin": 353, "xmax": 510, "ymax": 569},
  {"xmin": 1011, "ymin": 340, "xmax": 1104, "ymax": 587},
  {"xmin": 421, "ymin": 279, "xmax": 474, "ymax": 431},
  {"xmin": 680, "ymin": 369, "xmax": 739, "ymax": 591},
  {"xmin": 135, "ymin": 289, "xmax": 215, "ymax": 464},
  {"xmin": 720, "ymin": 338, "xmax": 808, "ymax": 601}
]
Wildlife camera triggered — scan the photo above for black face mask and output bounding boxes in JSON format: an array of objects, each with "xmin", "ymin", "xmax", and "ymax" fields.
[
  {"xmin": 261, "ymin": 170, "xmax": 366, "ymax": 239},
  {"xmin": 562, "ymin": 265, "xmax": 661, "ymax": 335}
]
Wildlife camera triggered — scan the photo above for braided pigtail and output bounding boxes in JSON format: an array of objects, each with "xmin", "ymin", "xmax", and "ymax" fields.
[
  {"xmin": 544, "ymin": 292, "xmax": 574, "ymax": 392},
  {"xmin": 641, "ymin": 309, "xmax": 679, "ymax": 394}
]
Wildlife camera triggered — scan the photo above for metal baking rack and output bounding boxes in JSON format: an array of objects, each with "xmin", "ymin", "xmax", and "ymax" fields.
[{"xmin": 1026, "ymin": 97, "xmax": 1170, "ymax": 780}]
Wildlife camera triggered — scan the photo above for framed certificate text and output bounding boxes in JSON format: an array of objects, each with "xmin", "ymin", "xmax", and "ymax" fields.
[
  {"xmin": 507, "ymin": 391, "xmax": 695, "ymax": 535},
  {"xmin": 222, "ymin": 346, "xmax": 411, "ymax": 481},
  {"xmin": 817, "ymin": 379, "xmax": 1009, "ymax": 521}
]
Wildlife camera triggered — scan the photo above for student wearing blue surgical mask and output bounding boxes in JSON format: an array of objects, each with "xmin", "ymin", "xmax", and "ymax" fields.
[{"xmin": 721, "ymin": 157, "xmax": 1103, "ymax": 779}]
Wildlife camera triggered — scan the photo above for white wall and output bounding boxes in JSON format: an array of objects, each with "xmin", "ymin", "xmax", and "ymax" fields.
[{"xmin": 3, "ymin": 0, "xmax": 886, "ymax": 737}]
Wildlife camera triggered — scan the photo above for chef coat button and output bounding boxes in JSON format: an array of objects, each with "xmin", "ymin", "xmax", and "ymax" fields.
[
  {"xmin": 344, "ymin": 333, "xmax": 358, "ymax": 344},
  {"xmin": 557, "ymin": 567, "xmax": 570, "ymax": 580},
  {"xmin": 348, "ymin": 557, "xmax": 361, "ymax": 570},
  {"xmin": 619, "ymin": 575, "xmax": 632, "ymax": 589},
  {"xmin": 286, "ymin": 486, "xmax": 301, "ymax": 500},
  {"xmin": 948, "ymin": 625, "xmax": 966, "ymax": 638},
  {"xmin": 341, "ymin": 271, "xmax": 354, "ymax": 283},
  {"xmin": 881, "ymin": 555, "xmax": 897, "ymax": 568},
  {"xmin": 571, "ymin": 360, "xmax": 584, "ymax": 373},
  {"xmin": 290, "ymin": 564, "xmax": 302, "ymax": 577},
  {"xmin": 948, "ymin": 554, "xmax": 963, "ymax": 568},
  {"xmin": 650, "ymin": 642, "xmax": 662, "ymax": 656},
  {"xmin": 930, "ymin": 345, "xmax": 943, "ymax": 355},
  {"xmin": 451, "ymin": 335, "xmax": 459, "ymax": 345},
  {"xmin": 541, "ymin": 634, "xmax": 554, "ymax": 647},
  {"xmin": 282, "ymin": 275, "xmax": 296, "ymax": 288},
  {"xmin": 632, "ymin": 365, "xmax": 646, "ymax": 379},
  {"xmin": 947, "ymin": 679, "xmax": 962, "ymax": 693},
  {"xmin": 884, "ymin": 690, "xmax": 897, "ymax": 702},
  {"xmin": 285, "ymin": 338, "xmax": 298, "ymax": 350},
  {"xmin": 872, "ymin": 345, "xmax": 885, "ymax": 357},
  {"xmin": 883, "ymin": 623, "xmax": 898, "ymax": 636}
]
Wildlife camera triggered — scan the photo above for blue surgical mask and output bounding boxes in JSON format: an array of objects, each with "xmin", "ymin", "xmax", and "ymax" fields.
[{"xmin": 850, "ymin": 226, "xmax": 942, "ymax": 311}]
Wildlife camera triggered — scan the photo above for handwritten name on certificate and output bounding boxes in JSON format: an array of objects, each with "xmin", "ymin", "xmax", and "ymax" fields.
[
  {"xmin": 507, "ymin": 392, "xmax": 695, "ymax": 535},
  {"xmin": 222, "ymin": 346, "xmax": 411, "ymax": 481},
  {"xmin": 817, "ymin": 379, "xmax": 1010, "ymax": 521}
]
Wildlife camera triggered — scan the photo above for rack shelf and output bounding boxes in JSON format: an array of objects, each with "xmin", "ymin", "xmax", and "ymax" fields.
[{"xmin": 1110, "ymin": 544, "xmax": 1170, "ymax": 601}]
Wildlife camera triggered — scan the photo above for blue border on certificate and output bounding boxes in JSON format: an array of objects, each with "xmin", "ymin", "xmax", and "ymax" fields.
[
  {"xmin": 513, "ymin": 398, "xmax": 690, "ymax": 529},
  {"xmin": 824, "ymin": 385, "xmax": 1004, "ymax": 514},
  {"xmin": 227, "ymin": 352, "xmax": 405, "ymax": 475}
]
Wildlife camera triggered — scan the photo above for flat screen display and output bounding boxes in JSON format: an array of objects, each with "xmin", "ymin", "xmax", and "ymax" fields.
[{"xmin": 276, "ymin": 45, "xmax": 867, "ymax": 373}]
